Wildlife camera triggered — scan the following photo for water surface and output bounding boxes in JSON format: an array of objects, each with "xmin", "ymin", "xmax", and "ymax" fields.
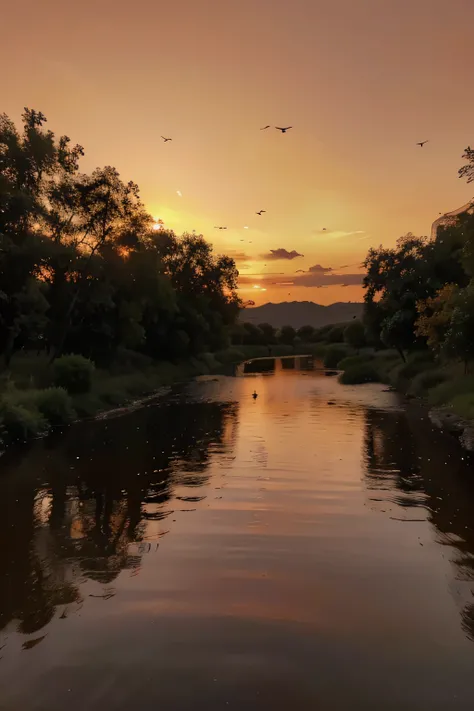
[{"xmin": 1, "ymin": 357, "xmax": 474, "ymax": 710}]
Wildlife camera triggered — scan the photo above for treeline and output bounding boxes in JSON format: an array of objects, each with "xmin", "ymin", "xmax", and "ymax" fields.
[
  {"xmin": 0, "ymin": 109, "xmax": 240, "ymax": 368},
  {"xmin": 233, "ymin": 320, "xmax": 365, "ymax": 350}
]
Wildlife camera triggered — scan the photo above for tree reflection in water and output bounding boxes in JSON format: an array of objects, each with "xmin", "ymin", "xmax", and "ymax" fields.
[
  {"xmin": 363, "ymin": 406, "xmax": 474, "ymax": 642},
  {"xmin": 0, "ymin": 399, "xmax": 238, "ymax": 644}
]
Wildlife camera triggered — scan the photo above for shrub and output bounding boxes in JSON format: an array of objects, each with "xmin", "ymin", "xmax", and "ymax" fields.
[
  {"xmin": 394, "ymin": 359, "xmax": 436, "ymax": 382},
  {"xmin": 406, "ymin": 349, "xmax": 435, "ymax": 364},
  {"xmin": 408, "ymin": 370, "xmax": 448, "ymax": 397},
  {"xmin": 199, "ymin": 352, "xmax": 220, "ymax": 371},
  {"xmin": 53, "ymin": 355, "xmax": 95, "ymax": 394},
  {"xmin": 338, "ymin": 354, "xmax": 373, "ymax": 371},
  {"xmin": 215, "ymin": 347, "xmax": 246, "ymax": 364},
  {"xmin": 339, "ymin": 363, "xmax": 380, "ymax": 384},
  {"xmin": 0, "ymin": 399, "xmax": 47, "ymax": 441},
  {"xmin": 324, "ymin": 345, "xmax": 352, "ymax": 369},
  {"xmin": 111, "ymin": 347, "xmax": 153, "ymax": 374},
  {"xmin": 35, "ymin": 387, "xmax": 76, "ymax": 425}
]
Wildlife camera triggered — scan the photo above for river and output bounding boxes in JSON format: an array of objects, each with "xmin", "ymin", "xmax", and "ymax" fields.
[{"xmin": 1, "ymin": 356, "xmax": 474, "ymax": 710}]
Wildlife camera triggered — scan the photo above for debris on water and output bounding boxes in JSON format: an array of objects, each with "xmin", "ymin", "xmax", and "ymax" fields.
[
  {"xmin": 89, "ymin": 591, "xmax": 116, "ymax": 600},
  {"xmin": 22, "ymin": 635, "xmax": 47, "ymax": 651}
]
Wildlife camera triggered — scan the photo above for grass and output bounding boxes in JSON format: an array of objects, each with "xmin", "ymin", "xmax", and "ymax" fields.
[
  {"xmin": 427, "ymin": 375, "xmax": 474, "ymax": 407},
  {"xmin": 407, "ymin": 369, "xmax": 449, "ymax": 397},
  {"xmin": 449, "ymin": 393, "xmax": 474, "ymax": 420}
]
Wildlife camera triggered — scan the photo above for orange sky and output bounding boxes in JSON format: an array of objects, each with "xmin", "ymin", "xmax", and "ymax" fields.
[{"xmin": 2, "ymin": 0, "xmax": 473, "ymax": 305}]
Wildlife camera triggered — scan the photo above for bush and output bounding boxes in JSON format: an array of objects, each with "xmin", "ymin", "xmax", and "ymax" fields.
[
  {"xmin": 53, "ymin": 355, "xmax": 95, "ymax": 394},
  {"xmin": 408, "ymin": 370, "xmax": 448, "ymax": 397},
  {"xmin": 338, "ymin": 354, "xmax": 373, "ymax": 371},
  {"xmin": 394, "ymin": 358, "xmax": 436, "ymax": 381},
  {"xmin": 111, "ymin": 347, "xmax": 153, "ymax": 374},
  {"xmin": 406, "ymin": 350, "xmax": 435, "ymax": 365},
  {"xmin": 199, "ymin": 352, "xmax": 220, "ymax": 371},
  {"xmin": 339, "ymin": 363, "xmax": 380, "ymax": 384},
  {"xmin": 35, "ymin": 387, "xmax": 76, "ymax": 425},
  {"xmin": 0, "ymin": 399, "xmax": 46, "ymax": 441},
  {"xmin": 215, "ymin": 347, "xmax": 246, "ymax": 364},
  {"xmin": 324, "ymin": 345, "xmax": 352, "ymax": 369}
]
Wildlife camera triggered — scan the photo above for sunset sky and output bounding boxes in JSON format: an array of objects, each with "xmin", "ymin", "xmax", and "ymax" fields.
[{"xmin": 2, "ymin": 0, "xmax": 473, "ymax": 305}]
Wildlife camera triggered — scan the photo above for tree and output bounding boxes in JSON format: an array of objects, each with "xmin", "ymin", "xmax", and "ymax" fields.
[
  {"xmin": 241, "ymin": 323, "xmax": 263, "ymax": 345},
  {"xmin": 459, "ymin": 146, "xmax": 474, "ymax": 184},
  {"xmin": 443, "ymin": 281, "xmax": 474, "ymax": 371},
  {"xmin": 415, "ymin": 284, "xmax": 459, "ymax": 351},
  {"xmin": 327, "ymin": 325, "xmax": 345, "ymax": 343},
  {"xmin": 362, "ymin": 232, "xmax": 466, "ymax": 357},
  {"xmin": 258, "ymin": 322, "xmax": 276, "ymax": 344},
  {"xmin": 297, "ymin": 325, "xmax": 315, "ymax": 342},
  {"xmin": 343, "ymin": 321, "xmax": 366, "ymax": 352},
  {"xmin": 279, "ymin": 325, "xmax": 296, "ymax": 346}
]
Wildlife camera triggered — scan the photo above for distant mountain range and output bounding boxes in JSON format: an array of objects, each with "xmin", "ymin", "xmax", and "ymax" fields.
[{"xmin": 241, "ymin": 301, "xmax": 363, "ymax": 329}]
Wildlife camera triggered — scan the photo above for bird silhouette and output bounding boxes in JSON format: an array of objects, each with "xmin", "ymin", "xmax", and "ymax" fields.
[
  {"xmin": 416, "ymin": 140, "xmax": 429, "ymax": 147},
  {"xmin": 256, "ymin": 210, "xmax": 266, "ymax": 215},
  {"xmin": 252, "ymin": 391, "xmax": 258, "ymax": 399},
  {"xmin": 214, "ymin": 226, "xmax": 227, "ymax": 230},
  {"xmin": 260, "ymin": 125, "xmax": 270, "ymax": 130},
  {"xmin": 276, "ymin": 126, "xmax": 292, "ymax": 133},
  {"xmin": 322, "ymin": 227, "xmax": 327, "ymax": 231},
  {"xmin": 161, "ymin": 136, "xmax": 172, "ymax": 142}
]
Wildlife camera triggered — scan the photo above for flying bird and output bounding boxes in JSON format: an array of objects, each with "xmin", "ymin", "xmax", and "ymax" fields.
[
  {"xmin": 416, "ymin": 140, "xmax": 429, "ymax": 147},
  {"xmin": 275, "ymin": 126, "xmax": 292, "ymax": 133},
  {"xmin": 161, "ymin": 136, "xmax": 172, "ymax": 142},
  {"xmin": 214, "ymin": 226, "xmax": 227, "ymax": 230},
  {"xmin": 260, "ymin": 125, "xmax": 271, "ymax": 130},
  {"xmin": 256, "ymin": 210, "xmax": 266, "ymax": 215}
]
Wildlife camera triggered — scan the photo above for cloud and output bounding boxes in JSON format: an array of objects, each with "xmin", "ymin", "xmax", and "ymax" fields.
[
  {"xmin": 226, "ymin": 250, "xmax": 252, "ymax": 262},
  {"xmin": 313, "ymin": 229, "xmax": 366, "ymax": 239},
  {"xmin": 239, "ymin": 271, "xmax": 362, "ymax": 288},
  {"xmin": 262, "ymin": 248, "xmax": 304, "ymax": 261},
  {"xmin": 308, "ymin": 264, "xmax": 333, "ymax": 274}
]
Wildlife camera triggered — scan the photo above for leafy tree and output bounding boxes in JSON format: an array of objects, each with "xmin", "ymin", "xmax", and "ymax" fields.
[
  {"xmin": 415, "ymin": 284, "xmax": 459, "ymax": 351},
  {"xmin": 443, "ymin": 281, "xmax": 474, "ymax": 371},
  {"xmin": 241, "ymin": 322, "xmax": 263, "ymax": 345},
  {"xmin": 459, "ymin": 146, "xmax": 474, "ymax": 184},
  {"xmin": 258, "ymin": 322, "xmax": 276, "ymax": 344},
  {"xmin": 279, "ymin": 325, "xmax": 296, "ymax": 345},
  {"xmin": 297, "ymin": 324, "xmax": 315, "ymax": 342},
  {"xmin": 343, "ymin": 320, "xmax": 366, "ymax": 352}
]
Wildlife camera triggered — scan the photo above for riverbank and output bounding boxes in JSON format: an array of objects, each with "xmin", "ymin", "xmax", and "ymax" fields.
[
  {"xmin": 0, "ymin": 344, "xmax": 321, "ymax": 448},
  {"xmin": 337, "ymin": 349, "xmax": 474, "ymax": 451}
]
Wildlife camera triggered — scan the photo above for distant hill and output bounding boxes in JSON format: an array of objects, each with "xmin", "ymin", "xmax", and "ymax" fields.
[{"xmin": 242, "ymin": 301, "xmax": 363, "ymax": 329}]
